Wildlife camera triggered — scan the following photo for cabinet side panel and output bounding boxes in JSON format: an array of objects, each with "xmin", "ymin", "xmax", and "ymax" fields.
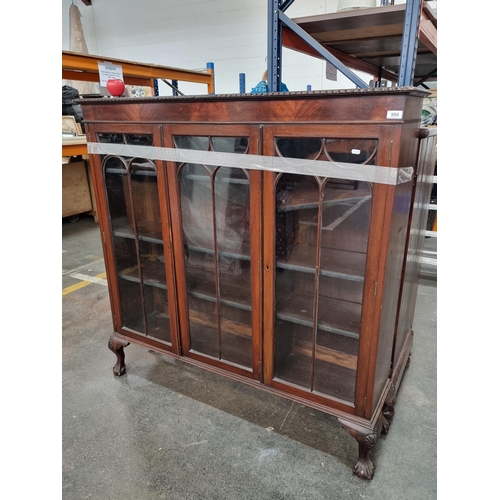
[
  {"xmin": 371, "ymin": 177, "xmax": 413, "ymax": 411},
  {"xmin": 393, "ymin": 132, "xmax": 437, "ymax": 363}
]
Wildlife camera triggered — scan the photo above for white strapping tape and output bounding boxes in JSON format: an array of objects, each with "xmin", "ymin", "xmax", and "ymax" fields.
[{"xmin": 87, "ymin": 143, "xmax": 413, "ymax": 186}]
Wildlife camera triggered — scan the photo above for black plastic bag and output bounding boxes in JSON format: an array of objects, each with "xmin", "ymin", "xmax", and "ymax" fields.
[{"xmin": 62, "ymin": 85, "xmax": 84, "ymax": 132}]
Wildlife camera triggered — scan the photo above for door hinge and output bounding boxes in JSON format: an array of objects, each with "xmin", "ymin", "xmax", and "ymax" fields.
[
  {"xmin": 102, "ymin": 230, "xmax": 106, "ymax": 245},
  {"xmin": 374, "ymin": 281, "xmax": 378, "ymax": 298},
  {"xmin": 363, "ymin": 397, "xmax": 367, "ymax": 414},
  {"xmin": 388, "ymin": 141, "xmax": 393, "ymax": 165}
]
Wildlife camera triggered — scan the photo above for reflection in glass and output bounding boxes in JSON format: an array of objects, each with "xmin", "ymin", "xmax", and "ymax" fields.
[
  {"xmin": 325, "ymin": 139, "xmax": 378, "ymax": 164},
  {"xmin": 176, "ymin": 135, "xmax": 253, "ymax": 370},
  {"xmin": 104, "ymin": 156, "xmax": 130, "ymax": 233},
  {"xmin": 180, "ymin": 163, "xmax": 219, "ymax": 357},
  {"xmin": 174, "ymin": 136, "xmax": 209, "ymax": 151},
  {"xmin": 97, "ymin": 133, "xmax": 125, "ymax": 144},
  {"xmin": 130, "ymin": 158, "xmax": 163, "ymax": 240},
  {"xmin": 212, "ymin": 137, "xmax": 249, "ymax": 154},
  {"xmin": 215, "ymin": 167, "xmax": 252, "ymax": 367},
  {"xmin": 276, "ymin": 138, "xmax": 322, "ymax": 159}
]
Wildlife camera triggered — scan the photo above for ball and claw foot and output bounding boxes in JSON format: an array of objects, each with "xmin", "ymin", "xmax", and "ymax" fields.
[
  {"xmin": 353, "ymin": 432, "xmax": 378, "ymax": 480},
  {"xmin": 353, "ymin": 456, "xmax": 375, "ymax": 480},
  {"xmin": 339, "ymin": 418, "xmax": 380, "ymax": 480},
  {"xmin": 108, "ymin": 335, "xmax": 129, "ymax": 376}
]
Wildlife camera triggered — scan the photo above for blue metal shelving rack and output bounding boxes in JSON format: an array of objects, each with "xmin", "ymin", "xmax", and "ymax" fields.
[{"xmin": 267, "ymin": 0, "xmax": 435, "ymax": 92}]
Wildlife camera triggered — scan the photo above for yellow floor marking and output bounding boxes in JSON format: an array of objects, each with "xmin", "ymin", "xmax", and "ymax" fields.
[{"xmin": 62, "ymin": 272, "xmax": 107, "ymax": 296}]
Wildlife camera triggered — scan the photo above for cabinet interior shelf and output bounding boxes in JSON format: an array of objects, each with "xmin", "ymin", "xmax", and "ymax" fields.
[
  {"xmin": 189, "ymin": 290, "xmax": 252, "ymax": 312},
  {"xmin": 182, "ymin": 174, "xmax": 250, "ymax": 185},
  {"xmin": 119, "ymin": 274, "xmax": 168, "ymax": 291},
  {"xmin": 126, "ymin": 311, "xmax": 172, "ymax": 342},
  {"xmin": 277, "ymin": 186, "xmax": 370, "ymax": 213},
  {"xmin": 114, "ymin": 229, "xmax": 164, "ymax": 245},
  {"xmin": 118, "ymin": 262, "xmax": 167, "ymax": 290},
  {"xmin": 295, "ymin": 340, "xmax": 357, "ymax": 371},
  {"xmin": 274, "ymin": 348, "xmax": 357, "ymax": 402},
  {"xmin": 277, "ymin": 290, "xmax": 361, "ymax": 340},
  {"xmin": 189, "ymin": 309, "xmax": 252, "ymax": 338},
  {"xmin": 187, "ymin": 266, "xmax": 252, "ymax": 312},
  {"xmin": 106, "ymin": 167, "xmax": 158, "ymax": 177},
  {"xmin": 277, "ymin": 244, "xmax": 365, "ymax": 282},
  {"xmin": 187, "ymin": 244, "xmax": 251, "ymax": 262}
]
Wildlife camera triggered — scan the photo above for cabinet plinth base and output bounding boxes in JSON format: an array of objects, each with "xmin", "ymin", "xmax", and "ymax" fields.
[{"xmin": 108, "ymin": 335, "xmax": 130, "ymax": 376}]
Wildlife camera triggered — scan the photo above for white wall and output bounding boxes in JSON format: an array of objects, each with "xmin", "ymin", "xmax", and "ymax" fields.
[{"xmin": 62, "ymin": 0, "xmax": 391, "ymax": 96}]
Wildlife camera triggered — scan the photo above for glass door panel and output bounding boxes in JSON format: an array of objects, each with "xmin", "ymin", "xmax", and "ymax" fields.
[
  {"xmin": 215, "ymin": 166, "xmax": 252, "ymax": 367},
  {"xmin": 271, "ymin": 136, "xmax": 375, "ymax": 404},
  {"xmin": 176, "ymin": 135, "xmax": 253, "ymax": 371},
  {"xmin": 314, "ymin": 178, "xmax": 372, "ymax": 401},
  {"xmin": 274, "ymin": 174, "xmax": 319, "ymax": 390},
  {"xmin": 179, "ymin": 162, "xmax": 219, "ymax": 358},
  {"xmin": 100, "ymin": 132, "xmax": 171, "ymax": 344}
]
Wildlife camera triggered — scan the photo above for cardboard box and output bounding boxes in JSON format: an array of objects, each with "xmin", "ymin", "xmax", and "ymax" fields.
[{"xmin": 62, "ymin": 160, "xmax": 93, "ymax": 218}]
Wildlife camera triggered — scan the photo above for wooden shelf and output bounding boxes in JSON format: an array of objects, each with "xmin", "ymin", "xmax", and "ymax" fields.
[
  {"xmin": 62, "ymin": 135, "xmax": 87, "ymax": 156},
  {"xmin": 186, "ymin": 264, "xmax": 253, "ymax": 312},
  {"xmin": 186, "ymin": 242, "xmax": 252, "ymax": 262},
  {"xmin": 295, "ymin": 340, "xmax": 357, "ymax": 371},
  {"xmin": 277, "ymin": 186, "xmax": 368, "ymax": 212},
  {"xmin": 62, "ymin": 50, "xmax": 215, "ymax": 93},
  {"xmin": 118, "ymin": 260, "xmax": 167, "ymax": 289},
  {"xmin": 126, "ymin": 311, "xmax": 171, "ymax": 343},
  {"xmin": 114, "ymin": 228, "xmax": 164, "ymax": 245},
  {"xmin": 190, "ymin": 309, "xmax": 252, "ymax": 339},
  {"xmin": 276, "ymin": 289, "xmax": 361, "ymax": 340},
  {"xmin": 283, "ymin": 3, "xmax": 437, "ymax": 84},
  {"xmin": 274, "ymin": 349, "xmax": 357, "ymax": 402},
  {"xmin": 278, "ymin": 244, "xmax": 366, "ymax": 282},
  {"xmin": 188, "ymin": 309, "xmax": 253, "ymax": 370}
]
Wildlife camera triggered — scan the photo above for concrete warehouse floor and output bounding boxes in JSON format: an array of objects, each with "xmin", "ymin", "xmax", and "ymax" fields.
[{"xmin": 62, "ymin": 214, "xmax": 437, "ymax": 500}]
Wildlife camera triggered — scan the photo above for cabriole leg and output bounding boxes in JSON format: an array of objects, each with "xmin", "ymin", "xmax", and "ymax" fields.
[
  {"xmin": 108, "ymin": 335, "xmax": 129, "ymax": 376},
  {"xmin": 338, "ymin": 417, "xmax": 382, "ymax": 480}
]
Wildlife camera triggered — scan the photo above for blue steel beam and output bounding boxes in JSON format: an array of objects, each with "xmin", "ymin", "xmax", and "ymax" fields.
[
  {"xmin": 279, "ymin": 0, "xmax": 295, "ymax": 12},
  {"xmin": 398, "ymin": 0, "xmax": 421, "ymax": 86},
  {"xmin": 267, "ymin": 0, "xmax": 282, "ymax": 92},
  {"xmin": 278, "ymin": 10, "xmax": 368, "ymax": 89},
  {"xmin": 206, "ymin": 62, "xmax": 215, "ymax": 94},
  {"xmin": 414, "ymin": 68, "xmax": 436, "ymax": 88}
]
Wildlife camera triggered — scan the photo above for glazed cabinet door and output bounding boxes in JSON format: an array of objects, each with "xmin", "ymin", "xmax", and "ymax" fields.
[
  {"xmin": 87, "ymin": 124, "xmax": 179, "ymax": 354},
  {"xmin": 262, "ymin": 125, "xmax": 389, "ymax": 413},
  {"xmin": 163, "ymin": 125, "xmax": 262, "ymax": 380}
]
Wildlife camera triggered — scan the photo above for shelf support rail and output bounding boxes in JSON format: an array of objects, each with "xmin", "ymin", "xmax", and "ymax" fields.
[
  {"xmin": 398, "ymin": 0, "xmax": 422, "ymax": 87},
  {"xmin": 267, "ymin": 0, "xmax": 369, "ymax": 91},
  {"xmin": 414, "ymin": 68, "xmax": 436, "ymax": 89},
  {"xmin": 268, "ymin": 0, "xmax": 283, "ymax": 92}
]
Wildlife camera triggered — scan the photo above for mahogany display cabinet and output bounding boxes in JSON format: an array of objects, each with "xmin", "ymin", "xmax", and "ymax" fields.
[{"xmin": 80, "ymin": 88, "xmax": 437, "ymax": 480}]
